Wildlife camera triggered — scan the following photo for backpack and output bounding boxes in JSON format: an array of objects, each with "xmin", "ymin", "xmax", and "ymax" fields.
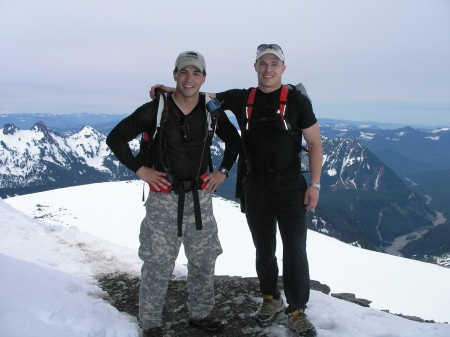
[{"xmin": 244, "ymin": 83, "xmax": 310, "ymax": 173}]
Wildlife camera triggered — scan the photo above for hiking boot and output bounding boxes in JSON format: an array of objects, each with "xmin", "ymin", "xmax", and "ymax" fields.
[
  {"xmin": 287, "ymin": 309, "xmax": 317, "ymax": 337},
  {"xmin": 255, "ymin": 295, "xmax": 285, "ymax": 323},
  {"xmin": 143, "ymin": 326, "xmax": 164, "ymax": 337},
  {"xmin": 189, "ymin": 314, "xmax": 225, "ymax": 332}
]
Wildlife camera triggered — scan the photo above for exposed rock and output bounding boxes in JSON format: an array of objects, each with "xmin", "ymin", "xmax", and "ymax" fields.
[
  {"xmin": 331, "ymin": 292, "xmax": 372, "ymax": 307},
  {"xmin": 310, "ymin": 280, "xmax": 331, "ymax": 295},
  {"xmin": 96, "ymin": 273, "xmax": 440, "ymax": 336},
  {"xmin": 97, "ymin": 273, "xmax": 329, "ymax": 337},
  {"xmin": 395, "ymin": 314, "xmax": 426, "ymax": 323}
]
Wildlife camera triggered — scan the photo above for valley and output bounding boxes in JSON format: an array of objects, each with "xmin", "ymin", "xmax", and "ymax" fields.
[{"xmin": 385, "ymin": 211, "xmax": 447, "ymax": 256}]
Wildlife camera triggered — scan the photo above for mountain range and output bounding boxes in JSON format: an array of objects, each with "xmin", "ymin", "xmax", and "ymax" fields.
[{"xmin": 1, "ymin": 113, "xmax": 449, "ymax": 267}]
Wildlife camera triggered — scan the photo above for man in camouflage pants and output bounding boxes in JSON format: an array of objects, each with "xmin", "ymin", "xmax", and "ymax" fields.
[
  {"xmin": 106, "ymin": 51, "xmax": 241, "ymax": 336},
  {"xmin": 138, "ymin": 191, "xmax": 222, "ymax": 328}
]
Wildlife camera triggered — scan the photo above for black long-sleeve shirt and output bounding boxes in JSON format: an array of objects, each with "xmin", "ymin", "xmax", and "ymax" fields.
[{"xmin": 106, "ymin": 94, "xmax": 241, "ymax": 182}]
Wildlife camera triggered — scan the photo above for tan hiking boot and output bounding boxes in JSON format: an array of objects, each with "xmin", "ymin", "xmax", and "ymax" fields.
[
  {"xmin": 287, "ymin": 309, "xmax": 317, "ymax": 337},
  {"xmin": 256, "ymin": 295, "xmax": 285, "ymax": 323}
]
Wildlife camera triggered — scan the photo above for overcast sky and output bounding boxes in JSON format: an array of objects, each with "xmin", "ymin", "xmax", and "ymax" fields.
[{"xmin": 1, "ymin": 0, "xmax": 449, "ymax": 127}]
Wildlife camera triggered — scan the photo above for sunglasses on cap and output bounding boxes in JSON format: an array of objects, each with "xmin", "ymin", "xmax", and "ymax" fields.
[{"xmin": 257, "ymin": 44, "xmax": 284, "ymax": 53}]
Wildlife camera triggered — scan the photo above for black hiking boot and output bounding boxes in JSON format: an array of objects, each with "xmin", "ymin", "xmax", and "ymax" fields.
[
  {"xmin": 189, "ymin": 314, "xmax": 225, "ymax": 332},
  {"xmin": 143, "ymin": 326, "xmax": 164, "ymax": 337}
]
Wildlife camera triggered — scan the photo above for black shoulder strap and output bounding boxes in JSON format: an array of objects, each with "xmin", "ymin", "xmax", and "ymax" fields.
[
  {"xmin": 204, "ymin": 93, "xmax": 222, "ymax": 173},
  {"xmin": 240, "ymin": 88, "xmax": 255, "ymax": 174}
]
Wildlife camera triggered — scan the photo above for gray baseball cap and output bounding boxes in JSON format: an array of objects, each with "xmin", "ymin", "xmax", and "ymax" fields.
[{"xmin": 175, "ymin": 51, "xmax": 206, "ymax": 72}]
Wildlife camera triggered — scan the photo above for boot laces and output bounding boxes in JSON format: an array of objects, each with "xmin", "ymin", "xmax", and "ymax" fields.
[
  {"xmin": 259, "ymin": 296, "xmax": 274, "ymax": 315},
  {"xmin": 292, "ymin": 310, "xmax": 308, "ymax": 330}
]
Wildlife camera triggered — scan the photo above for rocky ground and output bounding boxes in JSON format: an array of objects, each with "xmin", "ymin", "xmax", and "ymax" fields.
[
  {"xmin": 97, "ymin": 273, "xmax": 331, "ymax": 337},
  {"xmin": 97, "ymin": 272, "xmax": 436, "ymax": 337}
]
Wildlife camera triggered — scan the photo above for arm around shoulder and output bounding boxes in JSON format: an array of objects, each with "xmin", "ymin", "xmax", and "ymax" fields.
[{"xmin": 216, "ymin": 110, "xmax": 241, "ymax": 171}]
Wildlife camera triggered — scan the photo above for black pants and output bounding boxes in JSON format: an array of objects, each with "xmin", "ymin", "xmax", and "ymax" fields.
[{"xmin": 242, "ymin": 168, "xmax": 310, "ymax": 313}]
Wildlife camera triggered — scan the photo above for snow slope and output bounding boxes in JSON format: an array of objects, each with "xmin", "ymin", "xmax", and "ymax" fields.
[{"xmin": 2, "ymin": 181, "xmax": 450, "ymax": 337}]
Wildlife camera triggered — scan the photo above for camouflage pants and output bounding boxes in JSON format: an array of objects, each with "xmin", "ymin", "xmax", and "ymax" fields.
[{"xmin": 138, "ymin": 190, "xmax": 223, "ymax": 330}]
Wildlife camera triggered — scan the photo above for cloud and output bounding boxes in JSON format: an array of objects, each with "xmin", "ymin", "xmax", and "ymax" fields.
[{"xmin": 1, "ymin": 0, "xmax": 449, "ymax": 125}]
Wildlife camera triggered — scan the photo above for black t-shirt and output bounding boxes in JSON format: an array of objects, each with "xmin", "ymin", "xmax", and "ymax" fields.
[
  {"xmin": 106, "ymin": 94, "xmax": 240, "ymax": 181},
  {"xmin": 157, "ymin": 96, "xmax": 210, "ymax": 180},
  {"xmin": 217, "ymin": 86, "xmax": 317, "ymax": 172}
]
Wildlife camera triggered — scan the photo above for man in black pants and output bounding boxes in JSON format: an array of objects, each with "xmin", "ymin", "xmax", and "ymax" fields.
[{"xmin": 150, "ymin": 44, "xmax": 322, "ymax": 337}]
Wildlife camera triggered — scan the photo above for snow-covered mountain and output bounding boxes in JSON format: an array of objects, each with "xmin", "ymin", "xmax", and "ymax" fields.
[
  {"xmin": 3, "ymin": 118, "xmax": 449, "ymax": 196},
  {"xmin": 0, "ymin": 121, "xmax": 428, "ymax": 196},
  {"xmin": 2, "ymin": 181, "xmax": 450, "ymax": 337},
  {"xmin": 0, "ymin": 122, "xmax": 234, "ymax": 198},
  {"xmin": 320, "ymin": 137, "xmax": 407, "ymax": 192},
  {"xmin": 0, "ymin": 122, "xmax": 135, "ymax": 197},
  {"xmin": 314, "ymin": 137, "xmax": 439, "ymax": 252}
]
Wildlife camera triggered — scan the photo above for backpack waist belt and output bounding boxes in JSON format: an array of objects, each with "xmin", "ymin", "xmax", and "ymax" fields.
[
  {"xmin": 171, "ymin": 175, "xmax": 206, "ymax": 237},
  {"xmin": 149, "ymin": 173, "xmax": 207, "ymax": 237}
]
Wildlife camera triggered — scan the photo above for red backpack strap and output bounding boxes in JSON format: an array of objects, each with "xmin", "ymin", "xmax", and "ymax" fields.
[
  {"xmin": 279, "ymin": 85, "xmax": 289, "ymax": 118},
  {"xmin": 246, "ymin": 86, "xmax": 289, "ymax": 130},
  {"xmin": 245, "ymin": 88, "xmax": 257, "ymax": 130}
]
